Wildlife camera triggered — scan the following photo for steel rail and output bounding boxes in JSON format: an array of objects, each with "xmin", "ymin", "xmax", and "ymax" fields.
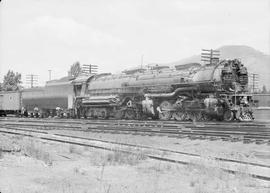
[
  {"xmin": 1, "ymin": 117, "xmax": 269, "ymax": 128},
  {"xmin": 1, "ymin": 119, "xmax": 269, "ymax": 133},
  {"xmin": 1, "ymin": 121, "xmax": 270, "ymax": 144},
  {"xmin": 3, "ymin": 124, "xmax": 270, "ymax": 142},
  {"xmin": 86, "ymin": 127, "xmax": 270, "ymax": 142},
  {"xmin": 1, "ymin": 126, "xmax": 270, "ymax": 168},
  {"xmin": 2, "ymin": 122, "xmax": 270, "ymax": 138}
]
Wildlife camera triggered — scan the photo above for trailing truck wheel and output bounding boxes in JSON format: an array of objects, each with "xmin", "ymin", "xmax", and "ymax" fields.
[
  {"xmin": 239, "ymin": 112, "xmax": 253, "ymax": 122},
  {"xmin": 158, "ymin": 101, "xmax": 172, "ymax": 120},
  {"xmin": 201, "ymin": 112, "xmax": 211, "ymax": 121},
  {"xmin": 124, "ymin": 109, "xmax": 136, "ymax": 120},
  {"xmin": 223, "ymin": 110, "xmax": 234, "ymax": 121}
]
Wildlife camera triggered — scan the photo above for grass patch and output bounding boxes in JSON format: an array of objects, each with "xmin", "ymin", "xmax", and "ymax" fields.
[
  {"xmin": 90, "ymin": 149, "xmax": 147, "ymax": 166},
  {"xmin": 69, "ymin": 145, "xmax": 83, "ymax": 155},
  {"xmin": 184, "ymin": 157, "xmax": 264, "ymax": 193},
  {"xmin": 0, "ymin": 135, "xmax": 53, "ymax": 165},
  {"xmin": 20, "ymin": 139, "xmax": 53, "ymax": 165},
  {"xmin": 105, "ymin": 150, "xmax": 146, "ymax": 165}
]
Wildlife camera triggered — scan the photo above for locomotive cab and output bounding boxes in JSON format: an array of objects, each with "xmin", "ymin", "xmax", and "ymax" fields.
[{"xmin": 72, "ymin": 75, "xmax": 96, "ymax": 118}]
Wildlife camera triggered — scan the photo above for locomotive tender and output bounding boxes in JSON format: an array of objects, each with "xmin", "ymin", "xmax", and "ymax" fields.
[
  {"xmin": 0, "ymin": 77, "xmax": 75, "ymax": 117},
  {"xmin": 0, "ymin": 58, "xmax": 253, "ymax": 121}
]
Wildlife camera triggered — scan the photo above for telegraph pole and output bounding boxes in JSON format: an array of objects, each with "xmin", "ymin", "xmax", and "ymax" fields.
[
  {"xmin": 141, "ymin": 54, "xmax": 144, "ymax": 69},
  {"xmin": 201, "ymin": 49, "xmax": 220, "ymax": 65},
  {"xmin": 48, "ymin": 70, "xmax": 52, "ymax": 81},
  {"xmin": 249, "ymin": 73, "xmax": 259, "ymax": 93},
  {"xmin": 82, "ymin": 64, "xmax": 98, "ymax": 74},
  {"xmin": 26, "ymin": 74, "xmax": 38, "ymax": 88}
]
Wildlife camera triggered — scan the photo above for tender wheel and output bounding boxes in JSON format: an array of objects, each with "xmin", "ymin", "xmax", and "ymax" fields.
[
  {"xmin": 172, "ymin": 111, "xmax": 186, "ymax": 121},
  {"xmin": 195, "ymin": 111, "xmax": 202, "ymax": 121},
  {"xmin": 158, "ymin": 101, "xmax": 172, "ymax": 120},
  {"xmin": 100, "ymin": 109, "xmax": 108, "ymax": 119},
  {"xmin": 223, "ymin": 110, "xmax": 234, "ymax": 121}
]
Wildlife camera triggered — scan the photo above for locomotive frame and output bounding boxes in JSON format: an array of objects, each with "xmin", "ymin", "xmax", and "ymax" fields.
[{"xmin": 74, "ymin": 59, "xmax": 254, "ymax": 122}]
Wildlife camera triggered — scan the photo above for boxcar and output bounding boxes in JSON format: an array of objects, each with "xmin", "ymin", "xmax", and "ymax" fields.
[{"xmin": 0, "ymin": 91, "xmax": 21, "ymax": 116}]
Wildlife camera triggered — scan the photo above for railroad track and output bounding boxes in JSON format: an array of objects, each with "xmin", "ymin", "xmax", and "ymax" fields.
[
  {"xmin": 0, "ymin": 126, "xmax": 269, "ymax": 181},
  {"xmin": 1, "ymin": 116, "xmax": 270, "ymax": 127},
  {"xmin": 1, "ymin": 118, "xmax": 270, "ymax": 144}
]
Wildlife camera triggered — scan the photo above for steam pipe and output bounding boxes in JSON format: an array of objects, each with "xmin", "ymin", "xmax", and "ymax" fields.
[{"xmin": 144, "ymin": 87, "xmax": 197, "ymax": 98}]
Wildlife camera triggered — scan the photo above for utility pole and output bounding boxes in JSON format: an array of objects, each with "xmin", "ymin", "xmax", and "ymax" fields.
[
  {"xmin": 82, "ymin": 64, "xmax": 98, "ymax": 74},
  {"xmin": 249, "ymin": 73, "xmax": 259, "ymax": 93},
  {"xmin": 201, "ymin": 49, "xmax": 220, "ymax": 65},
  {"xmin": 141, "ymin": 54, "xmax": 144, "ymax": 69},
  {"xmin": 26, "ymin": 74, "xmax": 38, "ymax": 88},
  {"xmin": 48, "ymin": 70, "xmax": 52, "ymax": 81}
]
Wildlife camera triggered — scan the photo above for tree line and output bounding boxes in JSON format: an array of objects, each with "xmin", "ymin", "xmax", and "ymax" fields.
[
  {"xmin": 0, "ymin": 62, "xmax": 83, "ymax": 91},
  {"xmin": 0, "ymin": 70, "xmax": 22, "ymax": 91}
]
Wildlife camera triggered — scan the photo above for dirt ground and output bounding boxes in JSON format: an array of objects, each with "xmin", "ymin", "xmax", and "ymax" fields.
[
  {"xmin": 52, "ymin": 129, "xmax": 270, "ymax": 166},
  {"xmin": 0, "ymin": 134, "xmax": 269, "ymax": 193}
]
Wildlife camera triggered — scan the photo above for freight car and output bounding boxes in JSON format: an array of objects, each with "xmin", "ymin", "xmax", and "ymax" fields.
[
  {"xmin": 76, "ymin": 59, "xmax": 254, "ymax": 121},
  {"xmin": 0, "ymin": 91, "xmax": 21, "ymax": 116}
]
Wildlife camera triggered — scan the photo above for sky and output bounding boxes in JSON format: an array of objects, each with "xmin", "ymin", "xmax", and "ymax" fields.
[{"xmin": 0, "ymin": 0, "xmax": 269, "ymax": 87}]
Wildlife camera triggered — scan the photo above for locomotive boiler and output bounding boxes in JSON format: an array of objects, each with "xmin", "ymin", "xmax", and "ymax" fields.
[{"xmin": 76, "ymin": 59, "xmax": 253, "ymax": 121}]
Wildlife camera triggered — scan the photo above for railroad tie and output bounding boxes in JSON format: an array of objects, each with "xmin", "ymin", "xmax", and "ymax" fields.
[{"xmin": 255, "ymin": 140, "xmax": 268, "ymax": 145}]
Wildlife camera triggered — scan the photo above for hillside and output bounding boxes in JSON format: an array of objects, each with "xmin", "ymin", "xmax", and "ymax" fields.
[{"xmin": 166, "ymin": 45, "xmax": 270, "ymax": 90}]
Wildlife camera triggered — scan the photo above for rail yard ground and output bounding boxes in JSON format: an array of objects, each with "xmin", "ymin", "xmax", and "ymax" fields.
[
  {"xmin": 0, "ymin": 122, "xmax": 270, "ymax": 193},
  {"xmin": 254, "ymin": 109, "xmax": 270, "ymax": 122}
]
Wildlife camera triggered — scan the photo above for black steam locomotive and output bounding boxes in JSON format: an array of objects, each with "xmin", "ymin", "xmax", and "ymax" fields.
[{"xmin": 75, "ymin": 59, "xmax": 253, "ymax": 121}]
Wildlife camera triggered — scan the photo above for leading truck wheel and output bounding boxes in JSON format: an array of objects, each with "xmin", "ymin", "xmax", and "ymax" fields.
[
  {"xmin": 172, "ymin": 111, "xmax": 186, "ymax": 121},
  {"xmin": 188, "ymin": 112, "xmax": 202, "ymax": 122},
  {"xmin": 223, "ymin": 110, "xmax": 234, "ymax": 121},
  {"xmin": 158, "ymin": 101, "xmax": 172, "ymax": 120}
]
